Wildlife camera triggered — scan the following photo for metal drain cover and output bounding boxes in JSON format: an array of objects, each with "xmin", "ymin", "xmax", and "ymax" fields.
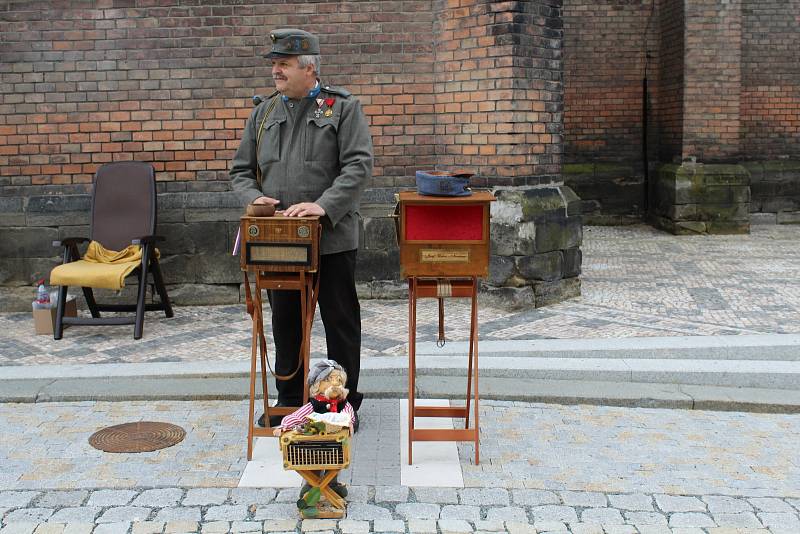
[{"xmin": 89, "ymin": 421, "xmax": 186, "ymax": 453}]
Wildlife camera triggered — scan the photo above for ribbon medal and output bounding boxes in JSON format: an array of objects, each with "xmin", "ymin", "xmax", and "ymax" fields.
[
  {"xmin": 324, "ymin": 97, "xmax": 335, "ymax": 117},
  {"xmin": 314, "ymin": 98, "xmax": 324, "ymax": 119}
]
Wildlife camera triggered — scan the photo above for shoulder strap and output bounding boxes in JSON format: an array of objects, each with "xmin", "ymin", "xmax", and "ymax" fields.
[
  {"xmin": 255, "ymin": 96, "xmax": 280, "ymax": 187},
  {"xmin": 320, "ymin": 84, "xmax": 351, "ymax": 98}
]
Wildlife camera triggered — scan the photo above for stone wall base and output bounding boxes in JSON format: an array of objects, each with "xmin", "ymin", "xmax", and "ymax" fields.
[{"xmin": 649, "ymin": 163, "xmax": 751, "ymax": 235}]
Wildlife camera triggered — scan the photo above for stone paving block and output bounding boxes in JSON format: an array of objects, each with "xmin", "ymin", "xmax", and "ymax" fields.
[
  {"xmin": 711, "ymin": 512, "xmax": 763, "ymax": 528},
  {"xmin": 96, "ymin": 507, "xmax": 151, "ymax": 524},
  {"xmin": 510, "ymin": 489, "xmax": 559, "ymax": 506},
  {"xmin": 182, "ymin": 489, "xmax": 229, "ymax": 507},
  {"xmin": 529, "ymin": 520, "xmax": 568, "ymax": 532},
  {"xmin": 668, "ymin": 512, "xmax": 716, "ymax": 528},
  {"xmin": 155, "ymin": 509, "xmax": 201, "ymax": 523},
  {"xmin": 372, "ymin": 519, "xmax": 404, "ymax": 533},
  {"xmin": 32, "ymin": 525, "xmax": 64, "ymax": 534},
  {"xmin": 472, "ymin": 520, "xmax": 504, "ymax": 531},
  {"xmin": 4, "ymin": 510, "xmax": 54, "ymax": 524},
  {"xmin": 261, "ymin": 520, "xmax": 297, "ymax": 532},
  {"xmin": 0, "ymin": 494, "xmax": 39, "ymax": 508},
  {"xmin": 164, "ymin": 521, "xmax": 199, "ymax": 533},
  {"xmin": 373, "ymin": 486, "xmax": 408, "ymax": 504},
  {"xmin": 198, "ymin": 521, "xmax": 228, "ymax": 533},
  {"xmin": 608, "ymin": 493, "xmax": 653, "ymax": 511},
  {"xmin": 342, "ymin": 504, "xmax": 391, "ymax": 521},
  {"xmin": 203, "ymin": 506, "xmax": 249, "ymax": 522},
  {"xmin": 406, "ymin": 519, "xmax": 437, "ymax": 534},
  {"xmin": 624, "ymin": 511, "xmax": 668, "ymax": 525},
  {"xmin": 394, "ymin": 503, "xmax": 440, "ymax": 520},
  {"xmin": 86, "ymin": 491, "xmax": 137, "ymax": 507},
  {"xmin": 528, "ymin": 505, "xmax": 577, "ymax": 524},
  {"xmin": 253, "ymin": 505, "xmax": 297, "ymax": 521},
  {"xmin": 748, "ymin": 497, "xmax": 795, "ymax": 513},
  {"xmin": 484, "ymin": 506, "xmax": 527, "ymax": 522},
  {"xmin": 48, "ymin": 508, "xmax": 101, "ymax": 523},
  {"xmin": 567, "ymin": 524, "xmax": 603, "ymax": 534},
  {"xmin": 580, "ymin": 507, "xmax": 623, "ymax": 524},
  {"xmin": 634, "ymin": 526, "xmax": 671, "ymax": 534},
  {"xmin": 504, "ymin": 522, "xmax": 538, "ymax": 534},
  {"xmin": 339, "ymin": 486, "xmax": 368, "ymax": 504},
  {"xmin": 130, "ymin": 521, "xmax": 165, "ymax": 534},
  {"xmin": 703, "ymin": 496, "xmax": 753, "ymax": 514},
  {"xmin": 336, "ymin": 520, "xmax": 369, "ymax": 534},
  {"xmin": 601, "ymin": 526, "xmax": 638, "ymax": 534},
  {"xmin": 757, "ymin": 512, "xmax": 800, "ymax": 528},
  {"xmin": 558, "ymin": 491, "xmax": 606, "ymax": 508},
  {"xmin": 299, "ymin": 519, "xmax": 337, "ymax": 532},
  {"xmin": 411, "ymin": 488, "xmax": 458, "ymax": 505},
  {"xmin": 35, "ymin": 492, "xmax": 87, "ymax": 509},
  {"xmin": 667, "ymin": 529, "xmax": 706, "ymax": 534},
  {"xmin": 61, "ymin": 523, "xmax": 93, "ymax": 534},
  {"xmin": 788, "ymin": 498, "xmax": 800, "ymax": 513},
  {"xmin": 93, "ymin": 523, "xmax": 132, "ymax": 534},
  {"xmin": 458, "ymin": 489, "xmax": 509, "ymax": 506},
  {"xmin": 706, "ymin": 528, "xmax": 771, "ymax": 534},
  {"xmin": 229, "ymin": 489, "xmax": 276, "ymax": 506},
  {"xmin": 0, "ymin": 524, "xmax": 38, "ymax": 534},
  {"xmin": 436, "ymin": 520, "xmax": 472, "ymax": 534},
  {"xmin": 132, "ymin": 490, "xmax": 184, "ymax": 508},
  {"xmin": 654, "ymin": 494, "xmax": 706, "ymax": 512},
  {"xmin": 272, "ymin": 490, "xmax": 297, "ymax": 504},
  {"xmin": 439, "ymin": 505, "xmax": 480, "ymax": 521}
]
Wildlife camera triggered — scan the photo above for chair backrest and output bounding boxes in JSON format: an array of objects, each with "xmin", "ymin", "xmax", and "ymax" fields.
[{"xmin": 90, "ymin": 162, "xmax": 157, "ymax": 251}]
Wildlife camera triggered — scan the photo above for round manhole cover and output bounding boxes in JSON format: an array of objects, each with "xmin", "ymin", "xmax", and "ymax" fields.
[{"xmin": 89, "ymin": 422, "xmax": 186, "ymax": 453}]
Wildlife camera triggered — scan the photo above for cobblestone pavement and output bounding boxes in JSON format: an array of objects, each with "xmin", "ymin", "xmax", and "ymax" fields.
[
  {"xmin": 2, "ymin": 225, "xmax": 800, "ymax": 367},
  {"xmin": 1, "ymin": 399, "xmax": 799, "ymax": 533}
]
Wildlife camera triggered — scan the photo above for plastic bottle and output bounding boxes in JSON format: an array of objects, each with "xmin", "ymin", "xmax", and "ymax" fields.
[{"xmin": 34, "ymin": 282, "xmax": 50, "ymax": 309}]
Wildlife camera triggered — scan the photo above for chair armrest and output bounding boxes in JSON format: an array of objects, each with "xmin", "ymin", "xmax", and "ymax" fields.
[
  {"xmin": 132, "ymin": 235, "xmax": 165, "ymax": 245},
  {"xmin": 53, "ymin": 237, "xmax": 89, "ymax": 248}
]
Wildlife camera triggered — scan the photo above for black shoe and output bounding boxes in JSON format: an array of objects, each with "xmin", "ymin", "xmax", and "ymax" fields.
[
  {"xmin": 352, "ymin": 411, "xmax": 359, "ymax": 434},
  {"xmin": 257, "ymin": 401, "xmax": 299, "ymax": 428}
]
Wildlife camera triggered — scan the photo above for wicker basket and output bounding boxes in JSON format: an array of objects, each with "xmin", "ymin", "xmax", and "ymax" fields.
[{"xmin": 280, "ymin": 429, "xmax": 350, "ymax": 471}]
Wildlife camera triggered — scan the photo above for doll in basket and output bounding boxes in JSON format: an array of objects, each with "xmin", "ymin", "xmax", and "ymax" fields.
[{"xmin": 273, "ymin": 359, "xmax": 355, "ymax": 497}]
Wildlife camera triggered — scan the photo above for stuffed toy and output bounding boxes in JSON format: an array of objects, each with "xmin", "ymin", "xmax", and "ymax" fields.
[{"xmin": 274, "ymin": 359, "xmax": 355, "ymax": 502}]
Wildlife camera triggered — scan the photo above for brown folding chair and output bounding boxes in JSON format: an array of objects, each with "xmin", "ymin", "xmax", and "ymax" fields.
[{"xmin": 50, "ymin": 161, "xmax": 173, "ymax": 340}]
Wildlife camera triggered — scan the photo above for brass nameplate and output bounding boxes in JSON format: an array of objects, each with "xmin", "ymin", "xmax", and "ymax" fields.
[{"xmin": 420, "ymin": 249, "xmax": 470, "ymax": 263}]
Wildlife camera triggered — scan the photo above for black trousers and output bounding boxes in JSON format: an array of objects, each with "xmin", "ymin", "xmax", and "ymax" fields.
[{"xmin": 267, "ymin": 249, "xmax": 363, "ymax": 411}]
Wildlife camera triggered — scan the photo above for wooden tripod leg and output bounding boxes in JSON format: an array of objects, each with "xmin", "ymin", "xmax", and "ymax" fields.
[
  {"xmin": 247, "ymin": 291, "xmax": 259, "ymax": 461},
  {"xmin": 408, "ymin": 277, "xmax": 416, "ymax": 465},
  {"xmin": 255, "ymin": 285, "xmax": 269, "ymax": 425},
  {"xmin": 470, "ymin": 276, "xmax": 480, "ymax": 465},
  {"xmin": 300, "ymin": 272, "xmax": 310, "ymax": 404},
  {"xmin": 465, "ymin": 279, "xmax": 475, "ymax": 429}
]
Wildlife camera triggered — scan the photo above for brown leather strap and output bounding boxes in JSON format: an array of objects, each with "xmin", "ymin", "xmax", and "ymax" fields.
[
  {"xmin": 245, "ymin": 268, "xmax": 320, "ymax": 382},
  {"xmin": 437, "ymin": 297, "xmax": 446, "ymax": 347}
]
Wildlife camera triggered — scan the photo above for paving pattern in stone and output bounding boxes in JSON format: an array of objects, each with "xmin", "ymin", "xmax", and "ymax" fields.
[
  {"xmin": 2, "ymin": 225, "xmax": 800, "ymax": 367},
  {"xmin": 1, "ymin": 399, "xmax": 800, "ymax": 532}
]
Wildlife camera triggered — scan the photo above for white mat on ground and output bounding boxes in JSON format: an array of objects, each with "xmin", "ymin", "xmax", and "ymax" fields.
[
  {"xmin": 238, "ymin": 437, "xmax": 301, "ymax": 487},
  {"xmin": 400, "ymin": 399, "xmax": 464, "ymax": 487}
]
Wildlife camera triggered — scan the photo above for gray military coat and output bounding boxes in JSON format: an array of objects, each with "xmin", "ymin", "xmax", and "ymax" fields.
[{"xmin": 230, "ymin": 84, "xmax": 373, "ymax": 255}]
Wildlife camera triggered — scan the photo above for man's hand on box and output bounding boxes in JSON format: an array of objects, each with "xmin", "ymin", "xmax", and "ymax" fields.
[{"xmin": 283, "ymin": 202, "xmax": 325, "ymax": 217}]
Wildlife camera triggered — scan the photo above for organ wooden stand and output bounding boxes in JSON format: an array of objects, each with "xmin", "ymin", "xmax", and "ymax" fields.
[
  {"xmin": 396, "ymin": 190, "xmax": 495, "ymax": 465},
  {"xmin": 240, "ymin": 214, "xmax": 321, "ymax": 460}
]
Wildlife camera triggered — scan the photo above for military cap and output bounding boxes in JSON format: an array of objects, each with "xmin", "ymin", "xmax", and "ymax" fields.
[
  {"xmin": 264, "ymin": 28, "xmax": 320, "ymax": 58},
  {"xmin": 307, "ymin": 359, "xmax": 346, "ymax": 386}
]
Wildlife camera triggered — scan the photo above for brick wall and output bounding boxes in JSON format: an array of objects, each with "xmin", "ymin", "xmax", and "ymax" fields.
[
  {"xmin": 741, "ymin": 0, "xmax": 800, "ymax": 160},
  {"xmin": 562, "ymin": 0, "xmax": 658, "ymax": 222},
  {"xmin": 682, "ymin": 0, "xmax": 742, "ymax": 162},
  {"xmin": 655, "ymin": 0, "xmax": 683, "ymax": 163}
]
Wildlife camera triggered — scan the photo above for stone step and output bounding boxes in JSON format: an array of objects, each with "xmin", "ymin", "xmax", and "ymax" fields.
[{"xmin": 414, "ymin": 334, "xmax": 800, "ymax": 361}]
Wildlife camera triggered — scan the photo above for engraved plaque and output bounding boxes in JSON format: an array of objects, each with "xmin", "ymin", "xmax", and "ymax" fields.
[{"xmin": 420, "ymin": 249, "xmax": 470, "ymax": 263}]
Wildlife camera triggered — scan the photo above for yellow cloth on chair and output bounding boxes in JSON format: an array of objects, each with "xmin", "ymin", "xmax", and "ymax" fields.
[{"xmin": 50, "ymin": 241, "xmax": 159, "ymax": 291}]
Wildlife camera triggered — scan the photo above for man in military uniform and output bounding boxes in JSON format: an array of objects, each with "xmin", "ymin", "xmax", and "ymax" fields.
[{"xmin": 230, "ymin": 29, "xmax": 373, "ymax": 430}]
